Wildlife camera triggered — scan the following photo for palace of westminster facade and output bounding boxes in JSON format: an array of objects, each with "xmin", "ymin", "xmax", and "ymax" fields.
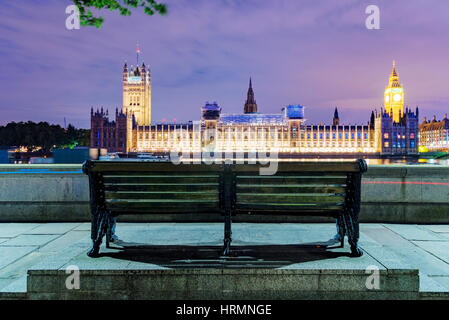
[{"xmin": 90, "ymin": 59, "xmax": 420, "ymax": 156}]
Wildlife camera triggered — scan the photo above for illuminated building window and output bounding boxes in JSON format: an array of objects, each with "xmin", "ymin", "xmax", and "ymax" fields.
[
  {"xmin": 313, "ymin": 134, "xmax": 317, "ymax": 139},
  {"xmin": 339, "ymin": 133, "xmax": 342, "ymax": 139},
  {"xmin": 333, "ymin": 133, "xmax": 336, "ymax": 139},
  {"xmin": 384, "ymin": 133, "xmax": 389, "ymax": 139},
  {"xmin": 320, "ymin": 133, "xmax": 323, "ymax": 139},
  {"xmin": 410, "ymin": 133, "xmax": 414, "ymax": 139},
  {"xmin": 384, "ymin": 142, "xmax": 389, "ymax": 147},
  {"xmin": 364, "ymin": 133, "xmax": 368, "ymax": 139},
  {"xmin": 351, "ymin": 133, "xmax": 354, "ymax": 139},
  {"xmin": 326, "ymin": 133, "xmax": 329, "ymax": 139},
  {"xmin": 345, "ymin": 133, "xmax": 348, "ymax": 139},
  {"xmin": 358, "ymin": 133, "xmax": 361, "ymax": 139}
]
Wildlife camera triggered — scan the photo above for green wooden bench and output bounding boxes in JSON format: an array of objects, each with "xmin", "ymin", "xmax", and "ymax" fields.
[{"xmin": 82, "ymin": 159, "xmax": 367, "ymax": 257}]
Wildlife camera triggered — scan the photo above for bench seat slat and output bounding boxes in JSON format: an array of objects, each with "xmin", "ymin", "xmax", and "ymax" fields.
[
  {"xmin": 90, "ymin": 163, "xmax": 224, "ymax": 172},
  {"xmin": 104, "ymin": 183, "xmax": 219, "ymax": 192},
  {"xmin": 236, "ymin": 176, "xmax": 347, "ymax": 185},
  {"xmin": 236, "ymin": 202, "xmax": 344, "ymax": 211},
  {"xmin": 237, "ymin": 193, "xmax": 345, "ymax": 203},
  {"xmin": 103, "ymin": 176, "xmax": 219, "ymax": 184},
  {"xmin": 105, "ymin": 191, "xmax": 218, "ymax": 200},
  {"xmin": 105, "ymin": 199, "xmax": 220, "ymax": 213},
  {"xmin": 236, "ymin": 185, "xmax": 345, "ymax": 194},
  {"xmin": 235, "ymin": 209, "xmax": 340, "ymax": 216},
  {"xmin": 106, "ymin": 206, "xmax": 220, "ymax": 213}
]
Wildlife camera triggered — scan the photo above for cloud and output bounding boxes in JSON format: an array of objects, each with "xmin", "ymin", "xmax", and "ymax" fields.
[{"xmin": 0, "ymin": 0, "xmax": 448, "ymax": 128}]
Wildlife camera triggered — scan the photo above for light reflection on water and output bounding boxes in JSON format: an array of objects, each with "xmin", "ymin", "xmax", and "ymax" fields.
[
  {"xmin": 212, "ymin": 157, "xmax": 448, "ymax": 165},
  {"xmin": 364, "ymin": 158, "xmax": 446, "ymax": 165}
]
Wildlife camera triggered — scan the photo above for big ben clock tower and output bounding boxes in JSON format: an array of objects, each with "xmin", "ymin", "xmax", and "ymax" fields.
[{"xmin": 384, "ymin": 60, "xmax": 404, "ymax": 123}]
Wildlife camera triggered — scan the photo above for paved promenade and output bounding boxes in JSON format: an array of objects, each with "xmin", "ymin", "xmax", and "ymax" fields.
[{"xmin": 0, "ymin": 222, "xmax": 449, "ymax": 299}]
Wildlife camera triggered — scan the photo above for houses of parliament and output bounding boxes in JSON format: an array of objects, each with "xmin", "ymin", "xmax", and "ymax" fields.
[{"xmin": 90, "ymin": 58, "xmax": 419, "ymax": 156}]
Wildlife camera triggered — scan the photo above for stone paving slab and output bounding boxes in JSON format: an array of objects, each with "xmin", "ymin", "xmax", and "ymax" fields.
[
  {"xmin": 72, "ymin": 223, "xmax": 90, "ymax": 231},
  {"xmin": 422, "ymin": 225, "xmax": 449, "ymax": 233},
  {"xmin": 2, "ymin": 234, "xmax": 60, "ymax": 246},
  {"xmin": 1, "ymin": 275, "xmax": 27, "ymax": 293},
  {"xmin": 38, "ymin": 230, "xmax": 89, "ymax": 253},
  {"xmin": 30, "ymin": 244, "xmax": 88, "ymax": 271},
  {"xmin": 419, "ymin": 275, "xmax": 449, "ymax": 292},
  {"xmin": 412, "ymin": 241, "xmax": 449, "ymax": 264},
  {"xmin": 383, "ymin": 224, "xmax": 449, "ymax": 241},
  {"xmin": 0, "ymin": 278, "xmax": 18, "ymax": 291},
  {"xmin": 0, "ymin": 246, "xmax": 37, "ymax": 270},
  {"xmin": 0, "ymin": 223, "xmax": 40, "ymax": 238},
  {"xmin": 23, "ymin": 223, "xmax": 81, "ymax": 235},
  {"xmin": 0, "ymin": 251, "xmax": 53, "ymax": 279},
  {"xmin": 429, "ymin": 276, "xmax": 449, "ymax": 291},
  {"xmin": 362, "ymin": 227, "xmax": 449, "ymax": 277}
]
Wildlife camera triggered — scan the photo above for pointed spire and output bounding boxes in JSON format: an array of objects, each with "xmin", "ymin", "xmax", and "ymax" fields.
[
  {"xmin": 136, "ymin": 43, "xmax": 141, "ymax": 66},
  {"xmin": 333, "ymin": 107, "xmax": 340, "ymax": 126},
  {"xmin": 391, "ymin": 60, "xmax": 397, "ymax": 77},
  {"xmin": 244, "ymin": 77, "xmax": 257, "ymax": 113},
  {"xmin": 388, "ymin": 60, "xmax": 401, "ymax": 89}
]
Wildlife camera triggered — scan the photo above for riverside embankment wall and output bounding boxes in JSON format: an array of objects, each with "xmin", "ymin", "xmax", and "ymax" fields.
[{"xmin": 0, "ymin": 164, "xmax": 448, "ymax": 223}]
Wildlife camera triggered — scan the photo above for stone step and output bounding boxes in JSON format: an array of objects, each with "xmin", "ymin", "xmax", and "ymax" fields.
[{"xmin": 26, "ymin": 268, "xmax": 419, "ymax": 300}]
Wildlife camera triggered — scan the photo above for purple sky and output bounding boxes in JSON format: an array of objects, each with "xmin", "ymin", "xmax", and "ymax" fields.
[{"xmin": 0, "ymin": 0, "xmax": 449, "ymax": 129}]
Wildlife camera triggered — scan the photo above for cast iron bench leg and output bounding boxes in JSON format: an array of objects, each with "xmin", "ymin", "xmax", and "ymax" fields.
[
  {"xmin": 87, "ymin": 209, "xmax": 109, "ymax": 257},
  {"xmin": 222, "ymin": 213, "xmax": 232, "ymax": 256},
  {"xmin": 334, "ymin": 215, "xmax": 346, "ymax": 248},
  {"xmin": 105, "ymin": 215, "xmax": 115, "ymax": 248},
  {"xmin": 343, "ymin": 211, "xmax": 363, "ymax": 257}
]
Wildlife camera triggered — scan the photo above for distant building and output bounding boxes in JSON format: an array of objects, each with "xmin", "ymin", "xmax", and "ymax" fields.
[
  {"xmin": 374, "ymin": 106, "xmax": 419, "ymax": 155},
  {"xmin": 122, "ymin": 60, "xmax": 151, "ymax": 126},
  {"xmin": 90, "ymin": 108, "xmax": 128, "ymax": 153},
  {"xmin": 419, "ymin": 114, "xmax": 449, "ymax": 151},
  {"xmin": 90, "ymin": 57, "xmax": 419, "ymax": 156}
]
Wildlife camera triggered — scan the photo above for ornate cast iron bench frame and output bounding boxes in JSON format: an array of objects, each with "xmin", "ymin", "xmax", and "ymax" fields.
[{"xmin": 82, "ymin": 159, "xmax": 367, "ymax": 257}]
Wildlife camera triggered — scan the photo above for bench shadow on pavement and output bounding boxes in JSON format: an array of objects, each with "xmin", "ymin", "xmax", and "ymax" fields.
[{"xmin": 100, "ymin": 238, "xmax": 351, "ymax": 268}]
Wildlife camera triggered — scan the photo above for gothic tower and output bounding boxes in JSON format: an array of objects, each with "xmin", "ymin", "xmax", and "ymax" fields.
[
  {"xmin": 384, "ymin": 61, "xmax": 404, "ymax": 123},
  {"xmin": 244, "ymin": 78, "xmax": 258, "ymax": 114},
  {"xmin": 333, "ymin": 107, "xmax": 340, "ymax": 125},
  {"xmin": 122, "ymin": 46, "xmax": 152, "ymax": 126}
]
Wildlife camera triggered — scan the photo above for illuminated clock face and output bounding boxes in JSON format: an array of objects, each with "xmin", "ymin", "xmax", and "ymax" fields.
[
  {"xmin": 385, "ymin": 96, "xmax": 390, "ymax": 103},
  {"xmin": 393, "ymin": 94, "xmax": 402, "ymax": 102}
]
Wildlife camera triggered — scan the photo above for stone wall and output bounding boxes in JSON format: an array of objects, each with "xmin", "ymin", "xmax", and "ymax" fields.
[{"xmin": 1, "ymin": 164, "xmax": 448, "ymax": 223}]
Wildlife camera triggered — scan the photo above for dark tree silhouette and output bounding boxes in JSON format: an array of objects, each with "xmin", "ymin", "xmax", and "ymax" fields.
[
  {"xmin": 72, "ymin": 0, "xmax": 167, "ymax": 28},
  {"xmin": 0, "ymin": 122, "xmax": 91, "ymax": 151}
]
